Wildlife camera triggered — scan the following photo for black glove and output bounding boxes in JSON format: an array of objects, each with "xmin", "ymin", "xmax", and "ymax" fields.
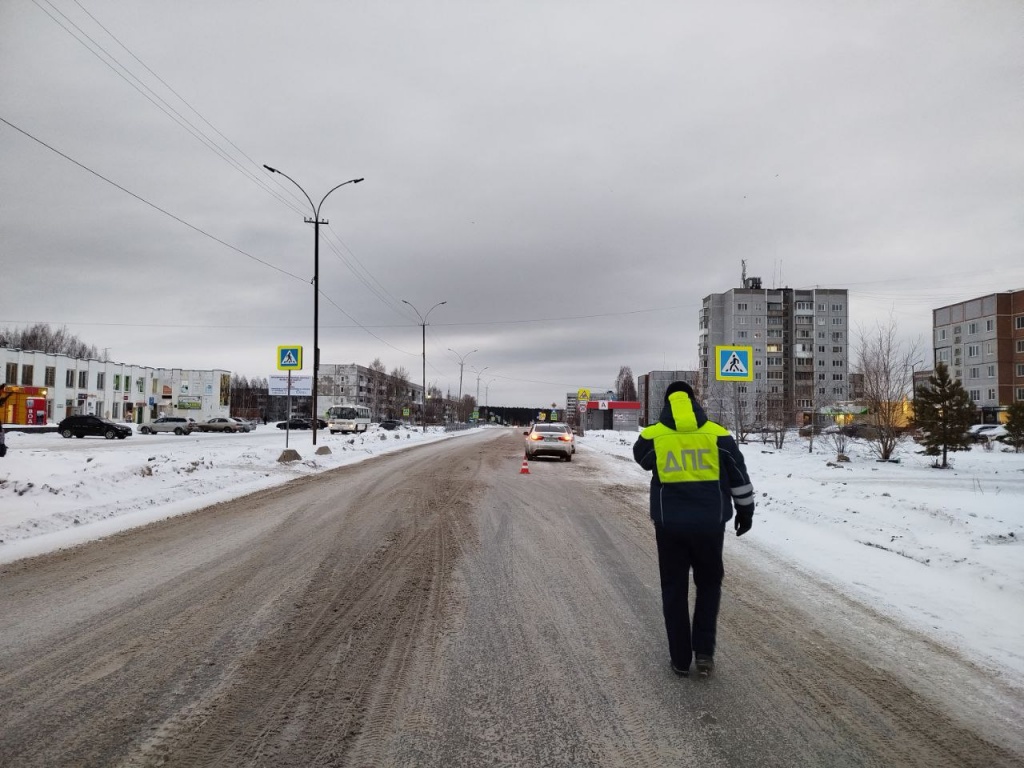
[{"xmin": 734, "ymin": 509, "xmax": 753, "ymax": 537}]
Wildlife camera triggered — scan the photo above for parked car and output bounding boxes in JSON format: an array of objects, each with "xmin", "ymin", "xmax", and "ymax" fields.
[
  {"xmin": 57, "ymin": 415, "xmax": 132, "ymax": 440},
  {"xmin": 965, "ymin": 424, "xmax": 1000, "ymax": 443},
  {"xmin": 139, "ymin": 416, "xmax": 194, "ymax": 435},
  {"xmin": 195, "ymin": 417, "xmax": 246, "ymax": 433},
  {"xmin": 378, "ymin": 419, "xmax": 401, "ymax": 430},
  {"xmin": 232, "ymin": 417, "xmax": 258, "ymax": 431},
  {"xmin": 276, "ymin": 418, "xmax": 326, "ymax": 430},
  {"xmin": 548, "ymin": 422, "xmax": 576, "ymax": 454},
  {"xmin": 524, "ymin": 423, "xmax": 574, "ymax": 461}
]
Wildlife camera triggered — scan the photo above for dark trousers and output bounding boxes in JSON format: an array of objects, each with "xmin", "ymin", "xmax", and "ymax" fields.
[{"xmin": 654, "ymin": 524, "xmax": 725, "ymax": 669}]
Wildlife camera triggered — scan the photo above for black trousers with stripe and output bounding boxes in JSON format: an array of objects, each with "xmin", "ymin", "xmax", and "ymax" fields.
[{"xmin": 653, "ymin": 524, "xmax": 725, "ymax": 670}]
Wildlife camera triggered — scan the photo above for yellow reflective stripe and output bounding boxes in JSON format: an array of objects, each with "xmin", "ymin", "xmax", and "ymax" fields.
[{"xmin": 653, "ymin": 431, "xmax": 720, "ymax": 483}]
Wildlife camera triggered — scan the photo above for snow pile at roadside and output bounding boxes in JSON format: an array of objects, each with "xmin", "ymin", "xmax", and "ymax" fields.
[{"xmin": 0, "ymin": 425, "xmax": 457, "ymax": 562}]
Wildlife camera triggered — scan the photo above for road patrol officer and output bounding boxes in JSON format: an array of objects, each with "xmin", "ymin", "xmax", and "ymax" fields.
[{"xmin": 633, "ymin": 381, "xmax": 754, "ymax": 678}]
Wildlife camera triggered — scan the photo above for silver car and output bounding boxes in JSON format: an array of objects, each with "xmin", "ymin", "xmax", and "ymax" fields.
[
  {"xmin": 194, "ymin": 417, "xmax": 247, "ymax": 433},
  {"xmin": 139, "ymin": 416, "xmax": 194, "ymax": 435},
  {"xmin": 524, "ymin": 423, "xmax": 575, "ymax": 461}
]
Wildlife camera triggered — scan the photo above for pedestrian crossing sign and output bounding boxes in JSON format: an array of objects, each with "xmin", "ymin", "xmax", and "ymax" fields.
[
  {"xmin": 715, "ymin": 345, "xmax": 753, "ymax": 381},
  {"xmin": 276, "ymin": 345, "xmax": 303, "ymax": 371}
]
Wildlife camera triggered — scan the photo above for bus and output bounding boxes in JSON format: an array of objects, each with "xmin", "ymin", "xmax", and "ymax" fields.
[{"xmin": 325, "ymin": 404, "xmax": 372, "ymax": 434}]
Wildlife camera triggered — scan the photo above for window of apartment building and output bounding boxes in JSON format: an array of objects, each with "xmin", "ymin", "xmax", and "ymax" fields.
[
  {"xmin": 65, "ymin": 370, "xmax": 75, "ymax": 387},
  {"xmin": 736, "ymin": 303, "xmax": 748, "ymax": 311},
  {"xmin": 832, "ymin": 360, "xmax": 844, "ymax": 367},
  {"xmin": 737, "ymin": 330, "xmax": 748, "ymax": 338},
  {"xmin": 818, "ymin": 387, "xmax": 826, "ymax": 395},
  {"xmin": 755, "ymin": 317, "xmax": 763, "ymax": 325},
  {"xmin": 817, "ymin": 345, "xmax": 825, "ymax": 353},
  {"xmin": 831, "ymin": 303, "xmax": 844, "ymax": 312},
  {"xmin": 766, "ymin": 371, "xmax": 783, "ymax": 379},
  {"xmin": 818, "ymin": 373, "xmax": 826, "ymax": 381},
  {"xmin": 988, "ymin": 365, "xmax": 996, "ymax": 378},
  {"xmin": 969, "ymin": 389, "xmax": 980, "ymax": 401},
  {"xmin": 5, "ymin": 363, "xmax": 17, "ymax": 383},
  {"xmin": 1016, "ymin": 316, "xmax": 1024, "ymax": 330},
  {"xmin": 766, "ymin": 344, "xmax": 781, "ymax": 352},
  {"xmin": 45, "ymin": 366, "xmax": 56, "ymax": 387},
  {"xmin": 987, "ymin": 388, "xmax": 996, "ymax": 401},
  {"xmin": 816, "ymin": 358, "xmax": 825, "ymax": 367},
  {"xmin": 968, "ymin": 322, "xmax": 978, "ymax": 334},
  {"xmin": 797, "ymin": 398, "xmax": 811, "ymax": 408},
  {"xmin": 938, "ymin": 328, "xmax": 947, "ymax": 340},
  {"xmin": 987, "ymin": 342, "xmax": 995, "ymax": 355},
  {"xmin": 767, "ymin": 356, "xmax": 783, "ymax": 366},
  {"xmin": 768, "ymin": 330, "xmax": 783, "ymax": 338},
  {"xmin": 833, "ymin": 386, "xmax": 845, "ymax": 395},
  {"xmin": 831, "ymin": 317, "xmax": 844, "ymax": 325},
  {"xmin": 817, "ymin": 317, "xmax": 826, "ymax": 325},
  {"xmin": 737, "ymin": 316, "xmax": 747, "ymax": 324},
  {"xmin": 831, "ymin": 332, "xmax": 844, "ymax": 342},
  {"xmin": 797, "ymin": 329, "xmax": 810, "ymax": 338},
  {"xmin": 832, "ymin": 346, "xmax": 843, "ymax": 354},
  {"xmin": 112, "ymin": 402, "xmax": 120, "ymax": 419},
  {"xmin": 796, "ymin": 301, "xmax": 812, "ymax": 310},
  {"xmin": 1017, "ymin": 387, "xmax": 1024, "ymax": 401},
  {"xmin": 1018, "ymin": 340, "xmax": 1024, "ymax": 353},
  {"xmin": 137, "ymin": 377, "xmax": 144, "ymax": 393},
  {"xmin": 954, "ymin": 325, "xmax": 962, "ymax": 334},
  {"xmin": 818, "ymin": 303, "xmax": 826, "ymax": 312},
  {"xmin": 737, "ymin": 385, "xmax": 747, "ymax": 394},
  {"xmin": 21, "ymin": 365, "xmax": 33, "ymax": 385},
  {"xmin": 114, "ymin": 375, "xmax": 122, "ymax": 390},
  {"xmin": 938, "ymin": 349, "xmax": 951, "ymax": 362},
  {"xmin": 968, "ymin": 367, "xmax": 979, "ymax": 379},
  {"xmin": 97, "ymin": 372, "xmax": 105, "ymax": 389},
  {"xmin": 770, "ymin": 385, "xmax": 780, "ymax": 393},
  {"xmin": 1017, "ymin": 363, "xmax": 1024, "ymax": 377},
  {"xmin": 78, "ymin": 370, "xmax": 87, "ymax": 389},
  {"xmin": 817, "ymin": 331, "xmax": 826, "ymax": 339},
  {"xmin": 832, "ymin": 373, "xmax": 844, "ymax": 381},
  {"xmin": 986, "ymin": 319, "xmax": 994, "ymax": 332},
  {"xmin": 967, "ymin": 344, "xmax": 980, "ymax": 358},
  {"xmin": 768, "ymin": 317, "xmax": 783, "ymax": 326}
]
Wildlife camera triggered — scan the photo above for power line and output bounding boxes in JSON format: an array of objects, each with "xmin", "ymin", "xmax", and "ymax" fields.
[{"xmin": 0, "ymin": 114, "xmax": 306, "ymax": 281}]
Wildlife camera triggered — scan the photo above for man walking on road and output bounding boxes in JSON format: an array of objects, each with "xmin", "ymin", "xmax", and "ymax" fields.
[{"xmin": 633, "ymin": 381, "xmax": 755, "ymax": 678}]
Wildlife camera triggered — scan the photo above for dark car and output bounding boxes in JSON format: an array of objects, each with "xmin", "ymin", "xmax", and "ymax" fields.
[
  {"xmin": 58, "ymin": 415, "xmax": 132, "ymax": 440},
  {"xmin": 277, "ymin": 418, "xmax": 310, "ymax": 430},
  {"xmin": 378, "ymin": 419, "xmax": 401, "ymax": 430}
]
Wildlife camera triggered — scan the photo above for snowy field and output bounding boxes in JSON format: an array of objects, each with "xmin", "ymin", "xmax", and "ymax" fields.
[{"xmin": 1, "ymin": 423, "xmax": 1022, "ymax": 686}]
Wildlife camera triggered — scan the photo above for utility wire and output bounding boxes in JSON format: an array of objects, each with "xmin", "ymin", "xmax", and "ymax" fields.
[{"xmin": 0, "ymin": 114, "xmax": 306, "ymax": 281}]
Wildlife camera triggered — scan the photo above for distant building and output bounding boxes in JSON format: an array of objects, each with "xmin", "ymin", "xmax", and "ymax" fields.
[
  {"xmin": 637, "ymin": 371, "xmax": 700, "ymax": 426},
  {"xmin": 318, "ymin": 362, "xmax": 423, "ymax": 420},
  {"xmin": 699, "ymin": 269, "xmax": 850, "ymax": 427},
  {"xmin": 1, "ymin": 348, "xmax": 230, "ymax": 425},
  {"xmin": 931, "ymin": 289, "xmax": 1024, "ymax": 420}
]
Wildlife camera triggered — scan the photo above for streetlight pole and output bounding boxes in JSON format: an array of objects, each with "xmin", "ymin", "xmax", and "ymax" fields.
[
  {"xmin": 263, "ymin": 166, "xmax": 363, "ymax": 446},
  {"xmin": 474, "ymin": 366, "xmax": 489, "ymax": 410},
  {"xmin": 448, "ymin": 347, "xmax": 477, "ymax": 420},
  {"xmin": 402, "ymin": 299, "xmax": 447, "ymax": 433}
]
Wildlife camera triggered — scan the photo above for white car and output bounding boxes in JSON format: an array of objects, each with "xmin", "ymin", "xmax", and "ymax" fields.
[
  {"xmin": 138, "ymin": 416, "xmax": 194, "ymax": 435},
  {"xmin": 524, "ymin": 422, "xmax": 575, "ymax": 461}
]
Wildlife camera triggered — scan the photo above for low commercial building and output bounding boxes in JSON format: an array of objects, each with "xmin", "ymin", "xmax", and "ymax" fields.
[{"xmin": 1, "ymin": 348, "xmax": 230, "ymax": 426}]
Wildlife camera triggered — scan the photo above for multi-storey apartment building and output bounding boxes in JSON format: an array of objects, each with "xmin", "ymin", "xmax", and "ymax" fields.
[
  {"xmin": 932, "ymin": 289, "xmax": 1024, "ymax": 420},
  {"xmin": 699, "ymin": 274, "xmax": 850, "ymax": 427},
  {"xmin": 318, "ymin": 362, "xmax": 423, "ymax": 420}
]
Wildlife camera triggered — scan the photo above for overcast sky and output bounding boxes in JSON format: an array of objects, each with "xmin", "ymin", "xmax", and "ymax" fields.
[{"xmin": 3, "ymin": 0, "xmax": 1023, "ymax": 407}]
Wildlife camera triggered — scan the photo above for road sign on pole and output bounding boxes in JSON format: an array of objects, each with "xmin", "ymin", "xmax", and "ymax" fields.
[
  {"xmin": 715, "ymin": 345, "xmax": 754, "ymax": 381},
  {"xmin": 277, "ymin": 345, "xmax": 303, "ymax": 371}
]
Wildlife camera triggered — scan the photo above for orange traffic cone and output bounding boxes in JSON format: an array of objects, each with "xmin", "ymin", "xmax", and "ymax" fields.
[{"xmin": 519, "ymin": 457, "xmax": 530, "ymax": 474}]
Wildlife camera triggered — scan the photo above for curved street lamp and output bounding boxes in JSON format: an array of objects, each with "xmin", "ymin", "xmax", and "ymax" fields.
[
  {"xmin": 473, "ymin": 366, "xmax": 490, "ymax": 411},
  {"xmin": 448, "ymin": 347, "xmax": 478, "ymax": 415},
  {"xmin": 402, "ymin": 299, "xmax": 447, "ymax": 433},
  {"xmin": 263, "ymin": 165, "xmax": 363, "ymax": 445}
]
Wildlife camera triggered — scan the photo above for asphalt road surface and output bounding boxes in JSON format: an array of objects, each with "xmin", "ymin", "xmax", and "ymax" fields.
[{"xmin": 1, "ymin": 429, "xmax": 1021, "ymax": 767}]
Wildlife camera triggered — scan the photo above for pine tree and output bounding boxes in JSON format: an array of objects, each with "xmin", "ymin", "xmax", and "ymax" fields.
[
  {"xmin": 1003, "ymin": 401, "xmax": 1024, "ymax": 453},
  {"xmin": 912, "ymin": 362, "xmax": 975, "ymax": 468}
]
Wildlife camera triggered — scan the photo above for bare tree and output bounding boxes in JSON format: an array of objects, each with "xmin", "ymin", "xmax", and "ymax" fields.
[
  {"xmin": 2, "ymin": 323, "xmax": 99, "ymax": 359},
  {"xmin": 368, "ymin": 358, "xmax": 387, "ymax": 419},
  {"xmin": 615, "ymin": 366, "xmax": 638, "ymax": 401},
  {"xmin": 856, "ymin": 317, "xmax": 919, "ymax": 462}
]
